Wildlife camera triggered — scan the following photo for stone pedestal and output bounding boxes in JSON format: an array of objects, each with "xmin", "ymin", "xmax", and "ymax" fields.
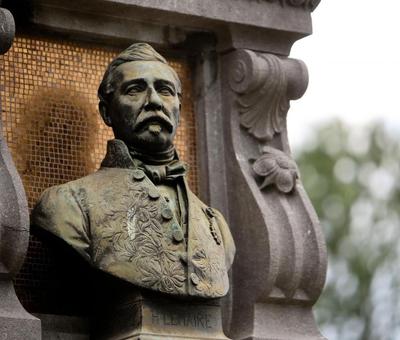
[
  {"xmin": 0, "ymin": 281, "xmax": 41, "ymax": 340},
  {"xmin": 93, "ymin": 280, "xmax": 228, "ymax": 340}
]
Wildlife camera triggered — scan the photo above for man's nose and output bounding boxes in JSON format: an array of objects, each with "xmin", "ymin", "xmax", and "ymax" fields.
[{"xmin": 144, "ymin": 87, "xmax": 163, "ymax": 111}]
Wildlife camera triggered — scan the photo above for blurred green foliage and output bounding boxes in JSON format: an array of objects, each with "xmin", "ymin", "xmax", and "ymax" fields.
[{"xmin": 295, "ymin": 120, "xmax": 400, "ymax": 340}]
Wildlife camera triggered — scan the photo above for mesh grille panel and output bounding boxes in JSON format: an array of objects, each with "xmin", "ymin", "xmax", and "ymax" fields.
[{"xmin": 0, "ymin": 35, "xmax": 198, "ymax": 313}]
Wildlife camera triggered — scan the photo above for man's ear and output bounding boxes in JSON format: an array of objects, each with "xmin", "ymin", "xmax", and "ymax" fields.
[
  {"xmin": 99, "ymin": 101, "xmax": 112, "ymax": 126},
  {"xmin": 177, "ymin": 97, "xmax": 182, "ymax": 123}
]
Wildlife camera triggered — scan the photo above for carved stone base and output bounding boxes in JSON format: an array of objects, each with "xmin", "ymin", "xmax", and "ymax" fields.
[
  {"xmin": 235, "ymin": 303, "xmax": 326, "ymax": 340},
  {"xmin": 0, "ymin": 280, "xmax": 41, "ymax": 340},
  {"xmin": 93, "ymin": 279, "xmax": 229, "ymax": 340}
]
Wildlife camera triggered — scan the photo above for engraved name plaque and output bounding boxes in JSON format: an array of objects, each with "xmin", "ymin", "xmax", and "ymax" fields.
[{"xmin": 94, "ymin": 286, "xmax": 228, "ymax": 340}]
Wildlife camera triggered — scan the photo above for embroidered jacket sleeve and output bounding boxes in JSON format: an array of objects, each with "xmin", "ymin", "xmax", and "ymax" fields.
[{"xmin": 31, "ymin": 185, "xmax": 91, "ymax": 262}]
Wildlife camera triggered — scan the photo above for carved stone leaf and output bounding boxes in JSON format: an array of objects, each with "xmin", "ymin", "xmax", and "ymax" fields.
[
  {"xmin": 229, "ymin": 49, "xmax": 308, "ymax": 143},
  {"xmin": 238, "ymin": 76, "xmax": 289, "ymax": 141},
  {"xmin": 230, "ymin": 50, "xmax": 289, "ymax": 141}
]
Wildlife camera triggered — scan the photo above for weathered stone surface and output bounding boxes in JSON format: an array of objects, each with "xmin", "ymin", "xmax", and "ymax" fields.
[
  {"xmin": 0, "ymin": 2, "xmax": 26, "ymax": 283},
  {"xmin": 0, "ymin": 120, "xmax": 30, "ymax": 280},
  {"xmin": 93, "ymin": 278, "xmax": 228, "ymax": 340},
  {"xmin": 35, "ymin": 314, "xmax": 89, "ymax": 340},
  {"xmin": 0, "ymin": 281, "xmax": 40, "ymax": 340},
  {"xmin": 220, "ymin": 48, "xmax": 327, "ymax": 339},
  {"xmin": 30, "ymin": 0, "xmax": 314, "ymax": 55},
  {"xmin": 0, "ymin": 7, "xmax": 42, "ymax": 339},
  {"xmin": 32, "ymin": 0, "xmax": 315, "ymax": 32}
]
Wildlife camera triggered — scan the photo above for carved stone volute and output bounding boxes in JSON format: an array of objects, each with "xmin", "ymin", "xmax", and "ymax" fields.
[
  {"xmin": 221, "ymin": 48, "xmax": 327, "ymax": 339},
  {"xmin": 229, "ymin": 49, "xmax": 308, "ymax": 145}
]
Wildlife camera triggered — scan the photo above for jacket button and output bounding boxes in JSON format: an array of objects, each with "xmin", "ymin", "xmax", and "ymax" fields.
[
  {"xmin": 179, "ymin": 252, "xmax": 188, "ymax": 264},
  {"xmin": 172, "ymin": 228, "xmax": 184, "ymax": 242},
  {"xmin": 132, "ymin": 170, "xmax": 145, "ymax": 181},
  {"xmin": 161, "ymin": 207, "xmax": 173, "ymax": 220},
  {"xmin": 190, "ymin": 273, "xmax": 200, "ymax": 285},
  {"xmin": 148, "ymin": 188, "xmax": 160, "ymax": 200}
]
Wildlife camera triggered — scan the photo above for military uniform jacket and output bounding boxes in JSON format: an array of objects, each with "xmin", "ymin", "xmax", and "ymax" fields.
[{"xmin": 32, "ymin": 139, "xmax": 235, "ymax": 298}]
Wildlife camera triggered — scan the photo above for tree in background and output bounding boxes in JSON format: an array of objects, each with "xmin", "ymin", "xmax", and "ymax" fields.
[{"xmin": 295, "ymin": 120, "xmax": 400, "ymax": 340}]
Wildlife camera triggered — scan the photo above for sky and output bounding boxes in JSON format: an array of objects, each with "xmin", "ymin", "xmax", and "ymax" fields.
[
  {"xmin": 288, "ymin": 3, "xmax": 400, "ymax": 337},
  {"xmin": 289, "ymin": 0, "xmax": 400, "ymax": 150}
]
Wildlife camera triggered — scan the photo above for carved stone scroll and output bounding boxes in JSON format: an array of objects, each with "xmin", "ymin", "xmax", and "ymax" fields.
[
  {"xmin": 0, "ymin": 7, "xmax": 41, "ymax": 339},
  {"xmin": 221, "ymin": 49, "xmax": 327, "ymax": 339},
  {"xmin": 229, "ymin": 49, "xmax": 308, "ymax": 144}
]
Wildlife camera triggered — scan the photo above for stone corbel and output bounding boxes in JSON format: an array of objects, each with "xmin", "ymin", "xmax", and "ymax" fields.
[
  {"xmin": 221, "ymin": 49, "xmax": 327, "ymax": 339},
  {"xmin": 0, "ymin": 7, "xmax": 41, "ymax": 339},
  {"xmin": 230, "ymin": 50, "xmax": 307, "ymax": 192}
]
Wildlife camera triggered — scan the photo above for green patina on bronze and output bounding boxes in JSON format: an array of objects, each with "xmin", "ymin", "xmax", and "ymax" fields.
[{"xmin": 32, "ymin": 43, "xmax": 235, "ymax": 299}]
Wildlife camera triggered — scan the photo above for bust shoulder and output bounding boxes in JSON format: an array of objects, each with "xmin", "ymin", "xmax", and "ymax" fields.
[{"xmin": 31, "ymin": 179, "xmax": 92, "ymax": 261}]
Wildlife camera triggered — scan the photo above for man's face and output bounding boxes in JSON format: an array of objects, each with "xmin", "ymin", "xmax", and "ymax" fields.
[{"xmin": 102, "ymin": 60, "xmax": 181, "ymax": 152}]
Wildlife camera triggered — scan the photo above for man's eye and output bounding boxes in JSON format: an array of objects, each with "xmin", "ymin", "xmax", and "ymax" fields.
[
  {"xmin": 126, "ymin": 86, "xmax": 144, "ymax": 95},
  {"xmin": 158, "ymin": 87, "xmax": 174, "ymax": 96}
]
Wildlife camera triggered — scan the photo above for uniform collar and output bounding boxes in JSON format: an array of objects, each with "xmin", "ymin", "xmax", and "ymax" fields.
[
  {"xmin": 100, "ymin": 139, "xmax": 181, "ymax": 168},
  {"xmin": 100, "ymin": 139, "xmax": 137, "ymax": 169}
]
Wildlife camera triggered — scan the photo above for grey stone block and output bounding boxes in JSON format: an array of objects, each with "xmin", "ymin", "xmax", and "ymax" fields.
[{"xmin": 0, "ymin": 281, "xmax": 41, "ymax": 340}]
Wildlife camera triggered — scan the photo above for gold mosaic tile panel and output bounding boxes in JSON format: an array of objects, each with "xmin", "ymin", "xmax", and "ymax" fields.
[{"xmin": 0, "ymin": 35, "xmax": 198, "ymax": 313}]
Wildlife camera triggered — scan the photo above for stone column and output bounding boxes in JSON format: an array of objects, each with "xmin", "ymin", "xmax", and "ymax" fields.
[
  {"xmin": 219, "ymin": 20, "xmax": 327, "ymax": 340},
  {"xmin": 0, "ymin": 6, "xmax": 42, "ymax": 339}
]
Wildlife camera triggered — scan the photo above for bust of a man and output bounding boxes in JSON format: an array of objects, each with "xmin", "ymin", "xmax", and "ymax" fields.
[{"xmin": 32, "ymin": 43, "xmax": 235, "ymax": 298}]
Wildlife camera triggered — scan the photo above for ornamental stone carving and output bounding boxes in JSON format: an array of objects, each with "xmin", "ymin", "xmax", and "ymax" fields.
[
  {"xmin": 229, "ymin": 49, "xmax": 308, "ymax": 143},
  {"xmin": 222, "ymin": 48, "xmax": 327, "ymax": 339},
  {"xmin": 229, "ymin": 49, "xmax": 307, "ymax": 194},
  {"xmin": 252, "ymin": 146, "xmax": 299, "ymax": 193}
]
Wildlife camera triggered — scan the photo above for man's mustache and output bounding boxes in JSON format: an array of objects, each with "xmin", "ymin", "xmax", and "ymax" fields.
[{"xmin": 134, "ymin": 109, "xmax": 174, "ymax": 133}]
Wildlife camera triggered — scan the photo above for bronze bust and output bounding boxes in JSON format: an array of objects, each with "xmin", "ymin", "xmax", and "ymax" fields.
[{"xmin": 32, "ymin": 43, "xmax": 235, "ymax": 298}]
